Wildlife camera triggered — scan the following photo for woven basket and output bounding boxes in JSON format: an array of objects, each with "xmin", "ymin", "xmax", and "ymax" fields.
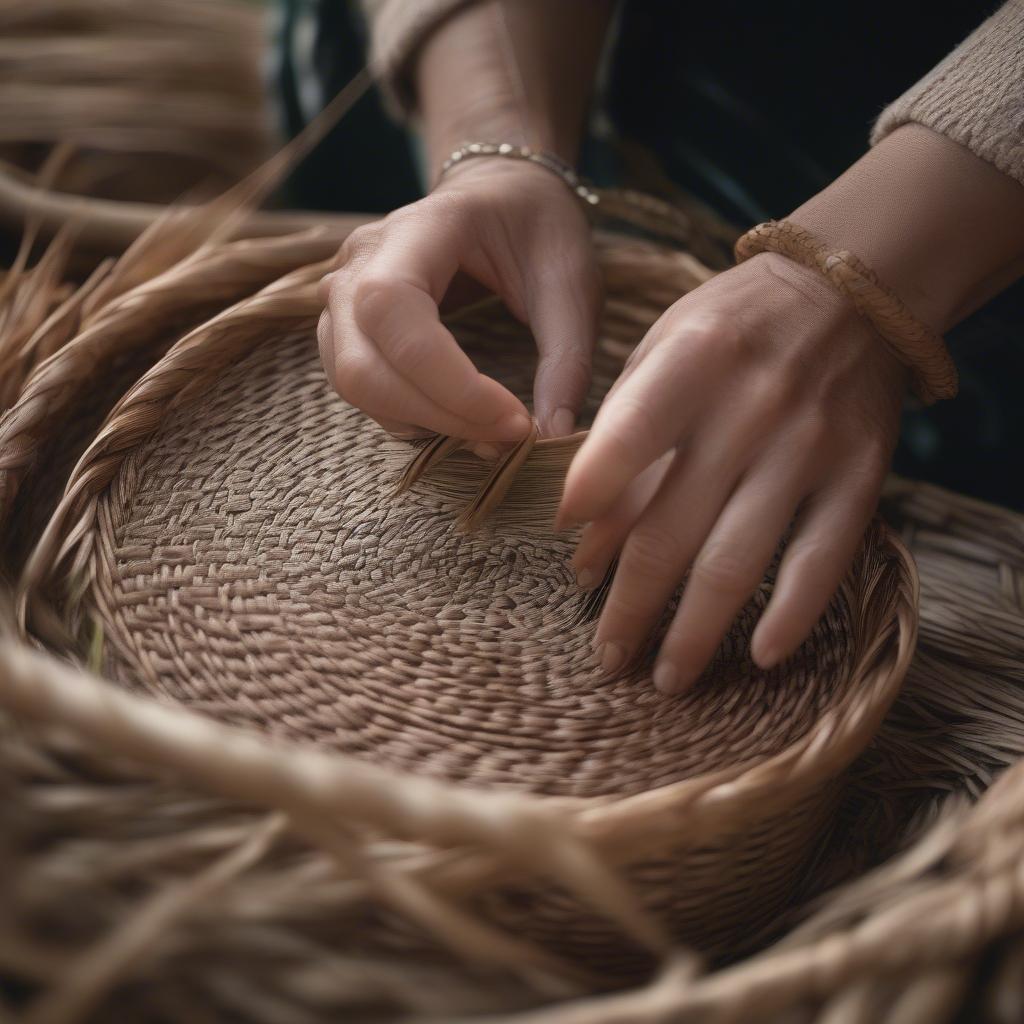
[
  {"xmin": 7, "ymin": 228, "xmax": 916, "ymax": 974},
  {"xmin": 3, "ymin": 203, "xmax": 1024, "ymax": 1021}
]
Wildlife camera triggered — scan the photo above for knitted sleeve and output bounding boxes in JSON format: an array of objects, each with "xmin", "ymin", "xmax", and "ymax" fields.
[
  {"xmin": 871, "ymin": 0, "xmax": 1024, "ymax": 185},
  {"xmin": 359, "ymin": 0, "xmax": 479, "ymax": 116}
]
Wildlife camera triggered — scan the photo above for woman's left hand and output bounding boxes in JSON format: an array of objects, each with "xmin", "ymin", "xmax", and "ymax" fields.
[{"xmin": 558, "ymin": 250, "xmax": 908, "ymax": 694}]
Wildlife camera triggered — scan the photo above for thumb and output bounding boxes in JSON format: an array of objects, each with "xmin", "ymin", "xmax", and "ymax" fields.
[{"xmin": 527, "ymin": 247, "xmax": 602, "ymax": 437}]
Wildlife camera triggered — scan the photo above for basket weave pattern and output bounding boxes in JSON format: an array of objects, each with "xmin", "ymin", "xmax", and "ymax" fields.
[{"xmin": 2, "ymin": 235, "xmax": 916, "ymax": 974}]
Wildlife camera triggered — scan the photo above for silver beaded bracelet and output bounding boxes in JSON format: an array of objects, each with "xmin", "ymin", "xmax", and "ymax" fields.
[{"xmin": 437, "ymin": 142, "xmax": 600, "ymax": 206}]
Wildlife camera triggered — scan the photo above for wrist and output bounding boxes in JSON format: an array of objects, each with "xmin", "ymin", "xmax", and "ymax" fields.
[
  {"xmin": 790, "ymin": 124, "xmax": 1024, "ymax": 333},
  {"xmin": 423, "ymin": 97, "xmax": 556, "ymax": 176},
  {"xmin": 433, "ymin": 151, "xmax": 571, "ymax": 194},
  {"xmin": 414, "ymin": 0, "xmax": 607, "ymax": 179}
]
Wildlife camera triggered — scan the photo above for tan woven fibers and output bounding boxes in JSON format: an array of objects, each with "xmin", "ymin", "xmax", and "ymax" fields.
[
  {"xmin": 12, "ymin": 235, "xmax": 916, "ymax": 965},
  {"xmin": 0, "ymin": 230, "xmax": 347, "ymax": 584}
]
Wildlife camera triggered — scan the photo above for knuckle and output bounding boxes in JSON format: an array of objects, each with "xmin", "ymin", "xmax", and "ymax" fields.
[
  {"xmin": 624, "ymin": 524, "xmax": 683, "ymax": 578},
  {"xmin": 336, "ymin": 237, "xmax": 357, "ymax": 265},
  {"xmin": 351, "ymin": 275, "xmax": 400, "ymax": 331},
  {"xmin": 784, "ymin": 536, "xmax": 832, "ymax": 571},
  {"xmin": 797, "ymin": 410, "xmax": 832, "ymax": 451},
  {"xmin": 606, "ymin": 395, "xmax": 660, "ymax": 457},
  {"xmin": 685, "ymin": 313, "xmax": 748, "ymax": 358},
  {"xmin": 538, "ymin": 348, "xmax": 593, "ymax": 389},
  {"xmin": 600, "ymin": 589, "xmax": 648, "ymax": 628},
  {"xmin": 333, "ymin": 351, "xmax": 373, "ymax": 397},
  {"xmin": 337, "ymin": 223, "xmax": 377, "ymax": 265},
  {"xmin": 316, "ymin": 272, "xmax": 336, "ymax": 304},
  {"xmin": 745, "ymin": 375, "xmax": 791, "ymax": 426},
  {"xmin": 621, "ymin": 338, "xmax": 650, "ymax": 374},
  {"xmin": 388, "ymin": 332, "xmax": 430, "ymax": 377},
  {"xmin": 690, "ymin": 549, "xmax": 759, "ymax": 596}
]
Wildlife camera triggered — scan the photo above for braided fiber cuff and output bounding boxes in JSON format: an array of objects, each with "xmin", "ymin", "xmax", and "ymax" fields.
[{"xmin": 735, "ymin": 219, "xmax": 958, "ymax": 404}]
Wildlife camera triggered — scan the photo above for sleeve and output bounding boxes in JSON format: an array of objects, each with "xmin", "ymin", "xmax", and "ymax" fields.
[
  {"xmin": 359, "ymin": 0, "xmax": 480, "ymax": 117},
  {"xmin": 871, "ymin": 0, "xmax": 1024, "ymax": 186}
]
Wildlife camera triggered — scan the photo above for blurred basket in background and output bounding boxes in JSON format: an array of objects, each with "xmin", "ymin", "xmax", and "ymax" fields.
[{"xmin": 0, "ymin": 0, "xmax": 270, "ymax": 205}]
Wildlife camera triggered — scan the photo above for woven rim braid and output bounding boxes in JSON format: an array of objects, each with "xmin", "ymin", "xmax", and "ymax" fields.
[
  {"xmin": 0, "ymin": 227, "xmax": 353, "ymax": 598},
  {"xmin": 18, "ymin": 236, "xmax": 917, "ymax": 963}
]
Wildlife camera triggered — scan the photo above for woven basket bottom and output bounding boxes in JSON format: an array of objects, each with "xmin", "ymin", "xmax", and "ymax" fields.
[{"xmin": 88, "ymin": 318, "xmax": 861, "ymax": 802}]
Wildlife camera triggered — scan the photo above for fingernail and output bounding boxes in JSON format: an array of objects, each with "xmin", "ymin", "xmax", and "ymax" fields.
[
  {"xmin": 653, "ymin": 661, "xmax": 679, "ymax": 695},
  {"xmin": 576, "ymin": 566, "xmax": 597, "ymax": 589},
  {"xmin": 494, "ymin": 411, "xmax": 532, "ymax": 439},
  {"xmin": 472, "ymin": 442, "xmax": 501, "ymax": 460},
  {"xmin": 549, "ymin": 406, "xmax": 575, "ymax": 438},
  {"xmin": 598, "ymin": 641, "xmax": 626, "ymax": 673},
  {"xmin": 751, "ymin": 631, "xmax": 782, "ymax": 670}
]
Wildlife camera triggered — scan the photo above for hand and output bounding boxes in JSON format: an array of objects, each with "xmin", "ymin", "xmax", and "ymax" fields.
[
  {"xmin": 558, "ymin": 252, "xmax": 908, "ymax": 694},
  {"xmin": 317, "ymin": 159, "xmax": 601, "ymax": 442}
]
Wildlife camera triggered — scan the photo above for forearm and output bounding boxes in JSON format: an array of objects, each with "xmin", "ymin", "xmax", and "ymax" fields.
[
  {"xmin": 791, "ymin": 123, "xmax": 1024, "ymax": 333},
  {"xmin": 415, "ymin": 0, "xmax": 612, "ymax": 174}
]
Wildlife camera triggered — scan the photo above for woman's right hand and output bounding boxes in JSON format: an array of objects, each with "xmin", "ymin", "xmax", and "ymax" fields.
[{"xmin": 317, "ymin": 158, "xmax": 602, "ymax": 442}]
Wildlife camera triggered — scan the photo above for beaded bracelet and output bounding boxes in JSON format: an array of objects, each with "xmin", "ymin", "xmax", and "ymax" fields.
[
  {"xmin": 735, "ymin": 219, "xmax": 958, "ymax": 404},
  {"xmin": 437, "ymin": 142, "xmax": 600, "ymax": 207}
]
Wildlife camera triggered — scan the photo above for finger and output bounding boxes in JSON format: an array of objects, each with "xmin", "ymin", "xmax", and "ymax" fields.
[
  {"xmin": 653, "ymin": 461, "xmax": 807, "ymax": 695},
  {"xmin": 571, "ymin": 451, "xmax": 675, "ymax": 587},
  {"xmin": 353, "ymin": 276, "xmax": 528, "ymax": 427},
  {"xmin": 750, "ymin": 463, "xmax": 884, "ymax": 670},
  {"xmin": 593, "ymin": 433, "xmax": 744, "ymax": 671},
  {"xmin": 329, "ymin": 208, "xmax": 529, "ymax": 435},
  {"xmin": 331, "ymin": 316, "xmax": 533, "ymax": 442},
  {"xmin": 558, "ymin": 314, "xmax": 731, "ymax": 527},
  {"xmin": 526, "ymin": 249, "xmax": 602, "ymax": 437}
]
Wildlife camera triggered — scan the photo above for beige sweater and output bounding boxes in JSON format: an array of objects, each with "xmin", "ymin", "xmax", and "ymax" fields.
[{"xmin": 361, "ymin": 0, "xmax": 1024, "ymax": 187}]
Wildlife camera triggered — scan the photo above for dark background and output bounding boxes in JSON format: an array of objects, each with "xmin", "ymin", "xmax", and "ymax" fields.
[{"xmin": 278, "ymin": 0, "xmax": 1023, "ymax": 511}]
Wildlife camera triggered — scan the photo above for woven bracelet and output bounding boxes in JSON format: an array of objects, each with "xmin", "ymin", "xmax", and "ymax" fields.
[
  {"xmin": 734, "ymin": 219, "xmax": 958, "ymax": 404},
  {"xmin": 437, "ymin": 142, "xmax": 600, "ymax": 207}
]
